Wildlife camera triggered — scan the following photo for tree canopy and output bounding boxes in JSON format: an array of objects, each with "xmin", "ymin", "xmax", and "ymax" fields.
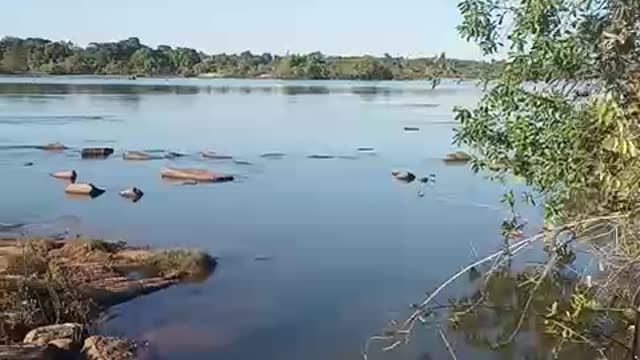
[
  {"xmin": 0, "ymin": 36, "xmax": 501, "ymax": 80},
  {"xmin": 454, "ymin": 0, "xmax": 640, "ymax": 222}
]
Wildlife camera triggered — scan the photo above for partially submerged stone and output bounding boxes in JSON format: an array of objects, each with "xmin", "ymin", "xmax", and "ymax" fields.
[
  {"xmin": 201, "ymin": 151, "xmax": 233, "ymax": 160},
  {"xmin": 161, "ymin": 167, "xmax": 233, "ymax": 183},
  {"xmin": 38, "ymin": 142, "xmax": 67, "ymax": 151},
  {"xmin": 419, "ymin": 174, "xmax": 436, "ymax": 184},
  {"xmin": 119, "ymin": 187, "xmax": 144, "ymax": 202},
  {"xmin": 64, "ymin": 183, "xmax": 105, "ymax": 198},
  {"xmin": 392, "ymin": 170, "xmax": 416, "ymax": 183},
  {"xmin": 307, "ymin": 154, "xmax": 335, "ymax": 159},
  {"xmin": 443, "ymin": 151, "xmax": 472, "ymax": 164},
  {"xmin": 50, "ymin": 170, "xmax": 77, "ymax": 182},
  {"xmin": 165, "ymin": 151, "xmax": 187, "ymax": 159},
  {"xmin": 233, "ymin": 159, "xmax": 252, "ymax": 165},
  {"xmin": 81, "ymin": 148, "xmax": 114, "ymax": 159},
  {"xmin": 357, "ymin": 147, "xmax": 375, "ymax": 152},
  {"xmin": 260, "ymin": 152, "xmax": 285, "ymax": 159},
  {"xmin": 122, "ymin": 151, "xmax": 156, "ymax": 161},
  {"xmin": 404, "ymin": 127, "xmax": 420, "ymax": 132},
  {"xmin": 82, "ymin": 336, "xmax": 135, "ymax": 360},
  {"xmin": 23, "ymin": 323, "xmax": 85, "ymax": 347}
]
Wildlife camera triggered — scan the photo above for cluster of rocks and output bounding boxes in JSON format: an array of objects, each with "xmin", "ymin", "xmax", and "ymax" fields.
[{"xmin": 2, "ymin": 323, "xmax": 135, "ymax": 360}]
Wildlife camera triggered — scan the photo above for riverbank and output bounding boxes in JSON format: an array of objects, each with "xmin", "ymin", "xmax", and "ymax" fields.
[{"xmin": 0, "ymin": 236, "xmax": 215, "ymax": 359}]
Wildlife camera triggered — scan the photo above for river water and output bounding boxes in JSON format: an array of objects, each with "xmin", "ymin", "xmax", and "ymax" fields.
[{"xmin": 0, "ymin": 77, "xmax": 541, "ymax": 359}]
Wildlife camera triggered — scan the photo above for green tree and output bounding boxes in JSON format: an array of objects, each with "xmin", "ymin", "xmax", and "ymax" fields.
[
  {"xmin": 454, "ymin": 0, "xmax": 640, "ymax": 222},
  {"xmin": 353, "ymin": 57, "xmax": 393, "ymax": 80},
  {"xmin": 1, "ymin": 44, "xmax": 28, "ymax": 73}
]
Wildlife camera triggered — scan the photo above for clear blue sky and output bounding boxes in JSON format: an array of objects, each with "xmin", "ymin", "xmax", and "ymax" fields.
[{"xmin": 3, "ymin": 0, "xmax": 485, "ymax": 59}]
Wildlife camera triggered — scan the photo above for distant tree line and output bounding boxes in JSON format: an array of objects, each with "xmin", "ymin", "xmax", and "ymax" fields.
[{"xmin": 0, "ymin": 36, "xmax": 502, "ymax": 80}]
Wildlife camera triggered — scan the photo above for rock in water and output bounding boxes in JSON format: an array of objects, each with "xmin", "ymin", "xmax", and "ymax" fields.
[
  {"xmin": 161, "ymin": 167, "xmax": 234, "ymax": 183},
  {"xmin": 233, "ymin": 159, "xmax": 252, "ymax": 165},
  {"xmin": 357, "ymin": 147, "xmax": 375, "ymax": 152},
  {"xmin": 404, "ymin": 127, "xmax": 420, "ymax": 132},
  {"xmin": 123, "ymin": 151, "xmax": 154, "ymax": 161},
  {"xmin": 50, "ymin": 170, "xmax": 77, "ymax": 182},
  {"xmin": 392, "ymin": 170, "xmax": 416, "ymax": 183},
  {"xmin": 443, "ymin": 151, "xmax": 471, "ymax": 164},
  {"xmin": 119, "ymin": 187, "xmax": 144, "ymax": 202},
  {"xmin": 38, "ymin": 142, "xmax": 67, "ymax": 151},
  {"xmin": 23, "ymin": 323, "xmax": 85, "ymax": 347},
  {"xmin": 64, "ymin": 183, "xmax": 105, "ymax": 198},
  {"xmin": 81, "ymin": 147, "xmax": 114, "ymax": 159},
  {"xmin": 165, "ymin": 151, "xmax": 187, "ymax": 159},
  {"xmin": 23, "ymin": 161, "xmax": 34, "ymax": 167},
  {"xmin": 260, "ymin": 152, "xmax": 285, "ymax": 159},
  {"xmin": 82, "ymin": 336, "xmax": 136, "ymax": 360},
  {"xmin": 201, "ymin": 151, "xmax": 233, "ymax": 160},
  {"xmin": 307, "ymin": 154, "xmax": 335, "ymax": 159}
]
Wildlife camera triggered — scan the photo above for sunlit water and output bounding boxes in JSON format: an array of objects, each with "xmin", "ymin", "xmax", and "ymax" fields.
[{"xmin": 0, "ymin": 77, "xmax": 542, "ymax": 360}]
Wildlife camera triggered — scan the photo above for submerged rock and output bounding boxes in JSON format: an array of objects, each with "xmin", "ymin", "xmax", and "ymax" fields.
[
  {"xmin": 443, "ymin": 151, "xmax": 471, "ymax": 164},
  {"xmin": 161, "ymin": 167, "xmax": 234, "ymax": 183},
  {"xmin": 165, "ymin": 151, "xmax": 187, "ymax": 159},
  {"xmin": 419, "ymin": 174, "xmax": 436, "ymax": 184},
  {"xmin": 260, "ymin": 152, "xmax": 285, "ymax": 159},
  {"xmin": 82, "ymin": 336, "xmax": 136, "ymax": 360},
  {"xmin": 81, "ymin": 147, "xmax": 114, "ymax": 159},
  {"xmin": 404, "ymin": 127, "xmax": 420, "ymax": 132},
  {"xmin": 23, "ymin": 162, "xmax": 34, "ymax": 167},
  {"xmin": 307, "ymin": 154, "xmax": 335, "ymax": 159},
  {"xmin": 201, "ymin": 151, "xmax": 233, "ymax": 160},
  {"xmin": 64, "ymin": 183, "xmax": 105, "ymax": 198},
  {"xmin": 38, "ymin": 142, "xmax": 67, "ymax": 151},
  {"xmin": 23, "ymin": 323, "xmax": 85, "ymax": 347},
  {"xmin": 392, "ymin": 170, "xmax": 416, "ymax": 183},
  {"xmin": 119, "ymin": 187, "xmax": 144, "ymax": 202},
  {"xmin": 123, "ymin": 151, "xmax": 157, "ymax": 161},
  {"xmin": 50, "ymin": 170, "xmax": 77, "ymax": 182},
  {"xmin": 357, "ymin": 147, "xmax": 375, "ymax": 152},
  {"xmin": 232, "ymin": 159, "xmax": 252, "ymax": 165}
]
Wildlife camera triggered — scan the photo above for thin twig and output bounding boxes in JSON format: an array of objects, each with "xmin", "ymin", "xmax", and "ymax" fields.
[{"xmin": 438, "ymin": 327, "xmax": 458, "ymax": 360}]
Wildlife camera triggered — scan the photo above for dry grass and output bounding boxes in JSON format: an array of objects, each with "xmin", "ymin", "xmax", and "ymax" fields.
[
  {"xmin": 0, "ymin": 239, "xmax": 98, "ymax": 343},
  {"xmin": 144, "ymin": 249, "xmax": 216, "ymax": 279}
]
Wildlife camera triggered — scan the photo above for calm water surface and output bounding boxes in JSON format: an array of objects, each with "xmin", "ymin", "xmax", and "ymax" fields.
[{"xmin": 0, "ymin": 77, "xmax": 541, "ymax": 360}]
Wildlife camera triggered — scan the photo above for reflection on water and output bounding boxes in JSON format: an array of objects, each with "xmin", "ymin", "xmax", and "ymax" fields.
[
  {"xmin": 0, "ymin": 77, "xmax": 478, "ymax": 99},
  {"xmin": 0, "ymin": 76, "xmax": 533, "ymax": 360}
]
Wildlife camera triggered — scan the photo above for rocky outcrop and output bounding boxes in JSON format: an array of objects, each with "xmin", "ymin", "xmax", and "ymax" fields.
[
  {"xmin": 23, "ymin": 323, "xmax": 85, "ymax": 347},
  {"xmin": 81, "ymin": 336, "xmax": 135, "ymax": 360}
]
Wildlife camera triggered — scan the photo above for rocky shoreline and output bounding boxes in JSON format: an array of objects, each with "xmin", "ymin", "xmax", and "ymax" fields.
[{"xmin": 0, "ymin": 237, "xmax": 216, "ymax": 359}]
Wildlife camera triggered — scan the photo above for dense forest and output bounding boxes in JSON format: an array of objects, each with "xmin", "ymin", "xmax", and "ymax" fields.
[{"xmin": 0, "ymin": 36, "xmax": 502, "ymax": 80}]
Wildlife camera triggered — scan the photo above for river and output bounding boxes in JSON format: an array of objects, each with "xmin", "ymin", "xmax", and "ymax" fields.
[{"xmin": 0, "ymin": 77, "xmax": 541, "ymax": 359}]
